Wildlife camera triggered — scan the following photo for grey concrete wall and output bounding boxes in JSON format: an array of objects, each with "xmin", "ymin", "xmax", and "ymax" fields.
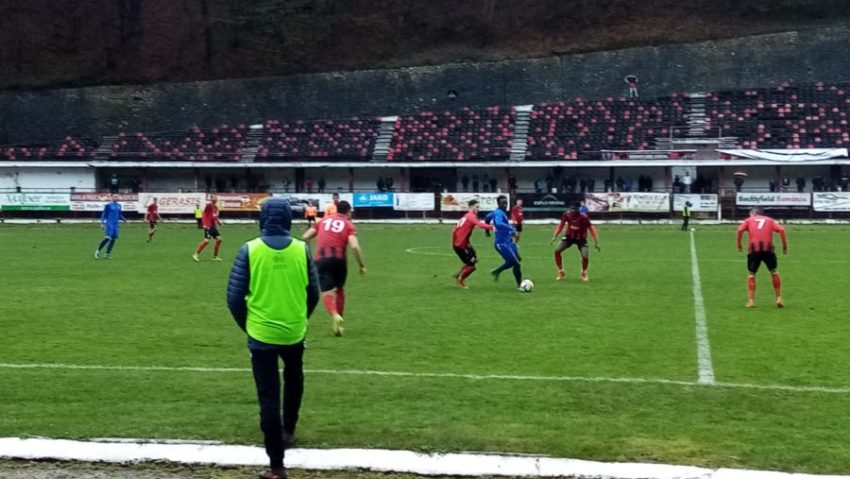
[{"xmin": 2, "ymin": 26, "xmax": 850, "ymax": 144}]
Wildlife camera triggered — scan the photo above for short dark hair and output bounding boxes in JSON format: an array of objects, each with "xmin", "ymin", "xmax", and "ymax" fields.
[
  {"xmin": 337, "ymin": 200, "xmax": 352, "ymax": 215},
  {"xmin": 497, "ymin": 195, "xmax": 507, "ymax": 203},
  {"xmin": 468, "ymin": 199, "xmax": 479, "ymax": 207},
  {"xmin": 573, "ymin": 201, "xmax": 583, "ymax": 209},
  {"xmin": 750, "ymin": 206, "xmax": 763, "ymax": 215}
]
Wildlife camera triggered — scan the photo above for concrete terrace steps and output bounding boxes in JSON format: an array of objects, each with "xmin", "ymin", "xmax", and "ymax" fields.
[
  {"xmin": 509, "ymin": 105, "xmax": 533, "ymax": 161},
  {"xmin": 371, "ymin": 116, "xmax": 398, "ymax": 161}
]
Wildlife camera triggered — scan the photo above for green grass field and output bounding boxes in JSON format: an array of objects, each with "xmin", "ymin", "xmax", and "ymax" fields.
[{"xmin": 1, "ymin": 221, "xmax": 850, "ymax": 474}]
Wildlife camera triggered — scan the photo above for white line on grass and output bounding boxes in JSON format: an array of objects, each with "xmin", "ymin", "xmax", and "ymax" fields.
[
  {"xmin": 3, "ymin": 362, "xmax": 850, "ymax": 394},
  {"xmin": 690, "ymin": 229, "xmax": 715, "ymax": 385}
]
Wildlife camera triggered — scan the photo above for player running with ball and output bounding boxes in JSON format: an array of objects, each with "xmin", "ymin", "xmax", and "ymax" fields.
[{"xmin": 484, "ymin": 195, "xmax": 525, "ymax": 290}]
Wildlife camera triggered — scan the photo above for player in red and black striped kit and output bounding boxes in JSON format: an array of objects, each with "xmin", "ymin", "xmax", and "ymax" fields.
[
  {"xmin": 452, "ymin": 199, "xmax": 494, "ymax": 288},
  {"xmin": 510, "ymin": 199, "xmax": 524, "ymax": 243},
  {"xmin": 551, "ymin": 203, "xmax": 600, "ymax": 281},
  {"xmin": 737, "ymin": 207, "xmax": 789, "ymax": 308},
  {"xmin": 193, "ymin": 195, "xmax": 223, "ymax": 262}
]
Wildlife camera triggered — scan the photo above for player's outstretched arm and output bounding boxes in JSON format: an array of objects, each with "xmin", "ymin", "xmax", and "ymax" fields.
[
  {"xmin": 302, "ymin": 226, "xmax": 318, "ymax": 242},
  {"xmin": 348, "ymin": 236, "xmax": 366, "ymax": 275}
]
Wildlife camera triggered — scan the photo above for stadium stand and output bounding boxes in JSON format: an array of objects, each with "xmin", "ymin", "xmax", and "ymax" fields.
[
  {"xmin": 3, "ymin": 137, "xmax": 97, "ymax": 161},
  {"xmin": 109, "ymin": 124, "xmax": 249, "ymax": 161},
  {"xmin": 257, "ymin": 118, "xmax": 378, "ymax": 160},
  {"xmin": 386, "ymin": 106, "xmax": 515, "ymax": 161},
  {"xmin": 705, "ymin": 83, "xmax": 850, "ymax": 149},
  {"xmin": 525, "ymin": 96, "xmax": 688, "ymax": 160}
]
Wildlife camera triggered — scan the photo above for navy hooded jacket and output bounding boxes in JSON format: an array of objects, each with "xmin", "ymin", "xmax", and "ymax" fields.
[{"xmin": 227, "ymin": 198, "xmax": 320, "ymax": 344}]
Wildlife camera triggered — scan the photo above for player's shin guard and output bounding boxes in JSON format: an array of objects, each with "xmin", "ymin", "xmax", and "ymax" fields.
[
  {"xmin": 214, "ymin": 239, "xmax": 222, "ymax": 256},
  {"xmin": 771, "ymin": 272, "xmax": 782, "ymax": 298},
  {"xmin": 322, "ymin": 292, "xmax": 338, "ymax": 316},
  {"xmin": 554, "ymin": 251, "xmax": 563, "ymax": 271},
  {"xmin": 581, "ymin": 257, "xmax": 589, "ymax": 272},
  {"xmin": 747, "ymin": 275, "xmax": 756, "ymax": 301},
  {"xmin": 335, "ymin": 288, "xmax": 346, "ymax": 316}
]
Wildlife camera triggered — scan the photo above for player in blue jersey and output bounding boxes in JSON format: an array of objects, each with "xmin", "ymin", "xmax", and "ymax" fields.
[
  {"xmin": 95, "ymin": 194, "xmax": 128, "ymax": 259},
  {"xmin": 484, "ymin": 195, "xmax": 524, "ymax": 290}
]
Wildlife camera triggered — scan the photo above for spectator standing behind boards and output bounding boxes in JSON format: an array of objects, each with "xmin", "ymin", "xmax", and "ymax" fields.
[
  {"xmin": 534, "ymin": 178, "xmax": 542, "ymax": 193},
  {"xmin": 472, "ymin": 174, "xmax": 480, "ymax": 192},
  {"xmin": 109, "ymin": 174, "xmax": 119, "ymax": 194},
  {"xmin": 376, "ymin": 177, "xmax": 386, "ymax": 192},
  {"xmin": 227, "ymin": 198, "xmax": 320, "ymax": 479},
  {"xmin": 305, "ymin": 178, "xmax": 313, "ymax": 194},
  {"xmin": 489, "ymin": 176, "xmax": 498, "ymax": 193},
  {"xmin": 318, "ymin": 177, "xmax": 326, "ymax": 193},
  {"xmin": 796, "ymin": 176, "xmax": 806, "ymax": 193},
  {"xmin": 461, "ymin": 174, "xmax": 470, "ymax": 192},
  {"xmin": 682, "ymin": 171, "xmax": 693, "ymax": 193},
  {"xmin": 625, "ymin": 75, "xmax": 639, "ymax": 98},
  {"xmin": 482, "ymin": 173, "xmax": 490, "ymax": 192}
]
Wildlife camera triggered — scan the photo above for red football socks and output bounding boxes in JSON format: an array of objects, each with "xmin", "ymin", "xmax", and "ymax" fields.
[
  {"xmin": 771, "ymin": 272, "xmax": 782, "ymax": 297},
  {"xmin": 554, "ymin": 252, "xmax": 563, "ymax": 270},
  {"xmin": 322, "ymin": 293, "xmax": 338, "ymax": 316},
  {"xmin": 335, "ymin": 288, "xmax": 346, "ymax": 316},
  {"xmin": 747, "ymin": 276, "xmax": 756, "ymax": 300},
  {"xmin": 460, "ymin": 265, "xmax": 475, "ymax": 280},
  {"xmin": 214, "ymin": 239, "xmax": 221, "ymax": 256}
]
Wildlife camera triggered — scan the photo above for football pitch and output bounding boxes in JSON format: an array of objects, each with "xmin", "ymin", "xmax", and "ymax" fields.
[{"xmin": 1, "ymin": 222, "xmax": 850, "ymax": 474}]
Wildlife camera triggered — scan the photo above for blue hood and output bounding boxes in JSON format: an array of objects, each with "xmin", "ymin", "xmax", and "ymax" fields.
[{"xmin": 259, "ymin": 198, "xmax": 292, "ymax": 236}]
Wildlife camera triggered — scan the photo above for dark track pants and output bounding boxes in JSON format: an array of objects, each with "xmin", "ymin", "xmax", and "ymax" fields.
[{"xmin": 250, "ymin": 341, "xmax": 305, "ymax": 469}]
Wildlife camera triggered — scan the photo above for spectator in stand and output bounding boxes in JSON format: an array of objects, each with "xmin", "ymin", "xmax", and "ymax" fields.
[
  {"xmin": 489, "ymin": 176, "xmax": 498, "ymax": 193},
  {"xmin": 734, "ymin": 175, "xmax": 745, "ymax": 192},
  {"xmin": 462, "ymin": 174, "xmax": 470, "ymax": 192},
  {"xmin": 682, "ymin": 171, "xmax": 693, "ymax": 194},
  {"xmin": 472, "ymin": 175, "xmax": 480, "ymax": 193},
  {"xmin": 604, "ymin": 178, "xmax": 614, "ymax": 192},
  {"xmin": 579, "ymin": 178, "xmax": 587, "ymax": 193},
  {"xmin": 385, "ymin": 176, "xmax": 394, "ymax": 191},
  {"xmin": 109, "ymin": 174, "xmax": 119, "ymax": 194},
  {"xmin": 768, "ymin": 178, "xmax": 778, "ymax": 193},
  {"xmin": 318, "ymin": 177, "xmax": 326, "ymax": 193},
  {"xmin": 646, "ymin": 175, "xmax": 653, "ymax": 192},
  {"xmin": 305, "ymin": 178, "xmax": 313, "ymax": 194},
  {"xmin": 615, "ymin": 177, "xmax": 624, "ymax": 192},
  {"xmin": 796, "ymin": 176, "xmax": 806, "ymax": 193},
  {"xmin": 625, "ymin": 75, "xmax": 639, "ymax": 98},
  {"xmin": 781, "ymin": 176, "xmax": 791, "ymax": 192},
  {"xmin": 482, "ymin": 174, "xmax": 490, "ymax": 192},
  {"xmin": 673, "ymin": 175, "xmax": 683, "ymax": 193},
  {"xmin": 534, "ymin": 178, "xmax": 542, "ymax": 193},
  {"xmin": 586, "ymin": 178, "xmax": 596, "ymax": 192},
  {"xmin": 507, "ymin": 174, "xmax": 518, "ymax": 195},
  {"xmin": 376, "ymin": 177, "xmax": 386, "ymax": 192},
  {"xmin": 624, "ymin": 177, "xmax": 633, "ymax": 192},
  {"xmin": 545, "ymin": 173, "xmax": 554, "ymax": 193}
]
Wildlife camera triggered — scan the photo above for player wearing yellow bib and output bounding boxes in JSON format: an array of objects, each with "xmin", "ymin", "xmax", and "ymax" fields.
[{"xmin": 227, "ymin": 198, "xmax": 320, "ymax": 479}]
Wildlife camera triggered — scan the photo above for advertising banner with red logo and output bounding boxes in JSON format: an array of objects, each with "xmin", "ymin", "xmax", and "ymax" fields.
[
  {"xmin": 137, "ymin": 193, "xmax": 206, "ymax": 214},
  {"xmin": 71, "ymin": 193, "xmax": 138, "ymax": 212},
  {"xmin": 212, "ymin": 193, "xmax": 272, "ymax": 212}
]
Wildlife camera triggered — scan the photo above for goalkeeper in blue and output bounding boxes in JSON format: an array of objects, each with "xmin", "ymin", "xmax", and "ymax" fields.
[
  {"xmin": 484, "ymin": 195, "xmax": 523, "ymax": 290},
  {"xmin": 95, "ymin": 194, "xmax": 127, "ymax": 260}
]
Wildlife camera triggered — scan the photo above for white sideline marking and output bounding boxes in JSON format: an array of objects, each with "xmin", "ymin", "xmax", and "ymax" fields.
[
  {"xmin": 0, "ymin": 438, "xmax": 846, "ymax": 479},
  {"xmin": 2, "ymin": 362, "xmax": 850, "ymax": 394},
  {"xmin": 690, "ymin": 230, "xmax": 716, "ymax": 385}
]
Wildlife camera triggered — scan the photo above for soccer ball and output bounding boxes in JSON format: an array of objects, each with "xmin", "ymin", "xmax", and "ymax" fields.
[{"xmin": 519, "ymin": 279, "xmax": 534, "ymax": 292}]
